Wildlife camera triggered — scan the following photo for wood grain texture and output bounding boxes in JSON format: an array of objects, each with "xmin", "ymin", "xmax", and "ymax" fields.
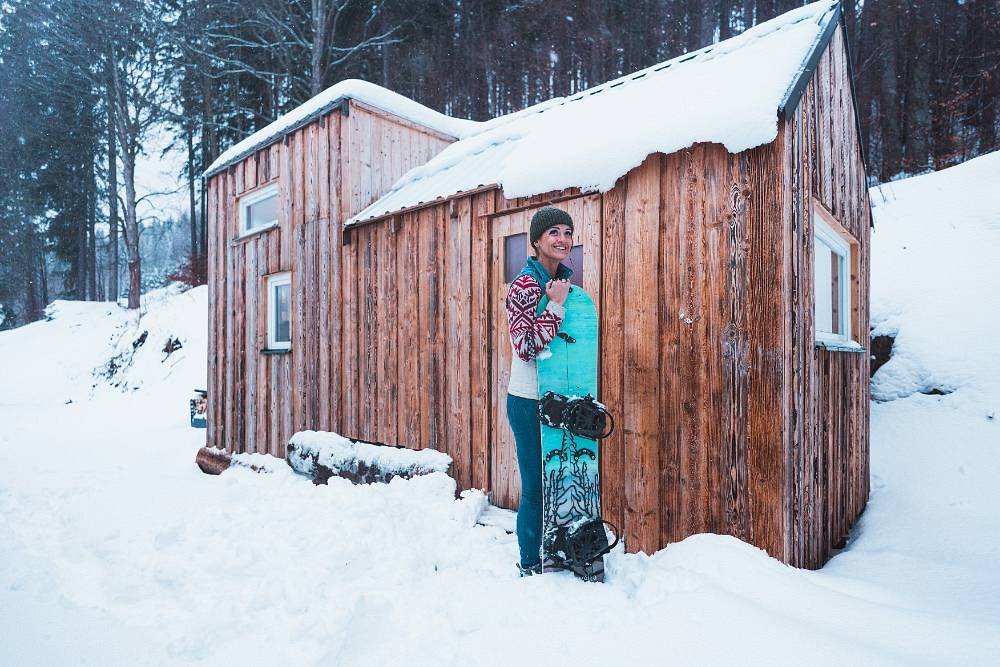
[
  {"xmin": 780, "ymin": 24, "xmax": 871, "ymax": 568},
  {"xmin": 469, "ymin": 193, "xmax": 493, "ymax": 491},
  {"xmin": 205, "ymin": 27, "xmax": 868, "ymax": 568},
  {"xmin": 622, "ymin": 155, "xmax": 661, "ymax": 554},
  {"xmin": 599, "ymin": 185, "xmax": 626, "ymax": 535}
]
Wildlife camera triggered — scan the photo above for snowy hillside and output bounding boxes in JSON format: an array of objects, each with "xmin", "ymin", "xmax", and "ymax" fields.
[{"xmin": 2, "ymin": 153, "xmax": 1000, "ymax": 665}]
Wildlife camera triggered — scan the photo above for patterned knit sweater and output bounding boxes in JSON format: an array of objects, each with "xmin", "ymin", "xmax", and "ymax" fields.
[{"xmin": 505, "ymin": 273, "xmax": 565, "ymax": 399}]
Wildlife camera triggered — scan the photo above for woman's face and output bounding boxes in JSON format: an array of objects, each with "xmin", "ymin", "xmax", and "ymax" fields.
[{"xmin": 533, "ymin": 224, "xmax": 573, "ymax": 263}]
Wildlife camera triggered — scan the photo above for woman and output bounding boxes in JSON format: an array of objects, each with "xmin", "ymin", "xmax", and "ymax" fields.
[{"xmin": 505, "ymin": 207, "xmax": 574, "ymax": 576}]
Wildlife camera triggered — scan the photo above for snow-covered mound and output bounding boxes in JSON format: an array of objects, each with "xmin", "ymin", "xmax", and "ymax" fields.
[
  {"xmin": 870, "ymin": 150, "xmax": 1000, "ymax": 402},
  {"xmin": 0, "ymin": 284, "xmax": 206, "ymax": 406},
  {"xmin": 288, "ymin": 429, "xmax": 452, "ymax": 483}
]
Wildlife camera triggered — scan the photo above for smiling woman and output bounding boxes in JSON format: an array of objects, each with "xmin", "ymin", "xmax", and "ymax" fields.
[{"xmin": 503, "ymin": 206, "xmax": 576, "ymax": 575}]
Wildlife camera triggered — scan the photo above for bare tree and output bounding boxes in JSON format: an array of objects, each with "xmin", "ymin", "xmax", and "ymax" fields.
[{"xmin": 205, "ymin": 0, "xmax": 401, "ymax": 104}]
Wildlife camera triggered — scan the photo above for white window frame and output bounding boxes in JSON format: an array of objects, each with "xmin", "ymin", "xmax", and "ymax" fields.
[
  {"xmin": 266, "ymin": 272, "xmax": 292, "ymax": 351},
  {"xmin": 813, "ymin": 204, "xmax": 863, "ymax": 352},
  {"xmin": 239, "ymin": 183, "xmax": 279, "ymax": 237}
]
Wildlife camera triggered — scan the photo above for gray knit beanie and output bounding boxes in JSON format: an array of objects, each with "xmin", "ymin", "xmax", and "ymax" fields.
[{"xmin": 529, "ymin": 207, "xmax": 574, "ymax": 245}]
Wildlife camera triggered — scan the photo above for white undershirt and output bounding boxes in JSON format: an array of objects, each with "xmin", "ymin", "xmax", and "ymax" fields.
[{"xmin": 507, "ymin": 301, "xmax": 565, "ymax": 400}]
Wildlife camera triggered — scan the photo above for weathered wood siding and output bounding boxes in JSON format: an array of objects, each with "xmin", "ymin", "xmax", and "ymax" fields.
[
  {"xmin": 206, "ymin": 102, "xmax": 453, "ymax": 460},
  {"xmin": 782, "ymin": 24, "xmax": 871, "ymax": 568},
  {"xmin": 207, "ymin": 27, "xmax": 868, "ymax": 569}
]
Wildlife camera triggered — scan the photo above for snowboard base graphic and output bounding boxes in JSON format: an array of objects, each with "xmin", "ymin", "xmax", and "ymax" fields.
[{"xmin": 536, "ymin": 287, "xmax": 603, "ymax": 581}]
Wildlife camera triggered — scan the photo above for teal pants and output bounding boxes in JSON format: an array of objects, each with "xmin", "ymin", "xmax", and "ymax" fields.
[{"xmin": 506, "ymin": 394, "xmax": 542, "ymax": 567}]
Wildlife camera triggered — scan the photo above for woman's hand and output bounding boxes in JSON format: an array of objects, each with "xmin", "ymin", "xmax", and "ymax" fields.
[{"xmin": 546, "ymin": 279, "xmax": 571, "ymax": 305}]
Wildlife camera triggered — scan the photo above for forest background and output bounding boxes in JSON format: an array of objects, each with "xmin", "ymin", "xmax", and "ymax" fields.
[{"xmin": 1, "ymin": 0, "xmax": 997, "ymax": 328}]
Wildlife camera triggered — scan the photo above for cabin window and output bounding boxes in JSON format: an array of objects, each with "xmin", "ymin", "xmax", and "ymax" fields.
[
  {"xmin": 266, "ymin": 272, "xmax": 291, "ymax": 350},
  {"xmin": 813, "ymin": 204, "xmax": 861, "ymax": 351},
  {"xmin": 239, "ymin": 184, "xmax": 279, "ymax": 236},
  {"xmin": 504, "ymin": 233, "xmax": 527, "ymax": 283},
  {"xmin": 568, "ymin": 245, "xmax": 584, "ymax": 288}
]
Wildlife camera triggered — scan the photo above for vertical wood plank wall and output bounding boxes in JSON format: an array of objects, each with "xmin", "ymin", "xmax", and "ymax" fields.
[
  {"xmin": 207, "ymin": 103, "xmax": 453, "ymax": 462},
  {"xmin": 783, "ymin": 25, "xmax": 871, "ymax": 568},
  {"xmin": 207, "ymin": 31, "xmax": 869, "ymax": 569}
]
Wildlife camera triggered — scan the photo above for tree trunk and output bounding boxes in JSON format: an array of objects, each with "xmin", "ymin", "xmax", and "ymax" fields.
[
  {"xmin": 88, "ymin": 146, "xmax": 97, "ymax": 300},
  {"xmin": 188, "ymin": 127, "xmax": 198, "ymax": 258},
  {"xmin": 77, "ymin": 163, "xmax": 87, "ymax": 299},
  {"xmin": 106, "ymin": 60, "xmax": 119, "ymax": 303},
  {"xmin": 122, "ymin": 148, "xmax": 141, "ymax": 310},
  {"xmin": 311, "ymin": 0, "xmax": 327, "ymax": 96}
]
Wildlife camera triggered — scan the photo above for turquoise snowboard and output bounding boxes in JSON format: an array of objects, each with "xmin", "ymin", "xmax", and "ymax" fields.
[{"xmin": 536, "ymin": 286, "xmax": 602, "ymax": 578}]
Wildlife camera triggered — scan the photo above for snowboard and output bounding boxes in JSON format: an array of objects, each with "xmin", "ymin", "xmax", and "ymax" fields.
[{"xmin": 536, "ymin": 286, "xmax": 604, "ymax": 581}]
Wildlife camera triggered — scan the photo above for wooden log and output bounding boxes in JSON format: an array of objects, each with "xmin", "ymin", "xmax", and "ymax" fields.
[
  {"xmin": 195, "ymin": 446, "xmax": 231, "ymax": 475},
  {"xmin": 286, "ymin": 436, "xmax": 452, "ymax": 486}
]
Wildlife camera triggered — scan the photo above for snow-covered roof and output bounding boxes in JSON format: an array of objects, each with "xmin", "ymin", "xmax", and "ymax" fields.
[
  {"xmin": 203, "ymin": 79, "xmax": 482, "ymax": 178},
  {"xmin": 347, "ymin": 0, "xmax": 841, "ymax": 227}
]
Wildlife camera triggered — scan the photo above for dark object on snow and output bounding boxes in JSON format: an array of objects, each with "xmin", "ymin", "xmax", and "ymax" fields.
[
  {"xmin": 870, "ymin": 333, "xmax": 895, "ymax": 377},
  {"xmin": 163, "ymin": 337, "xmax": 183, "ymax": 355},
  {"xmin": 545, "ymin": 519, "xmax": 620, "ymax": 583},
  {"xmin": 538, "ymin": 391, "xmax": 614, "ymax": 440},
  {"xmin": 195, "ymin": 447, "xmax": 231, "ymax": 474},
  {"xmin": 190, "ymin": 389, "xmax": 208, "ymax": 428},
  {"xmin": 132, "ymin": 330, "xmax": 148, "ymax": 350}
]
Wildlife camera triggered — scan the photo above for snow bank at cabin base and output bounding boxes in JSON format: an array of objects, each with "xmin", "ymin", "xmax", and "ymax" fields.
[{"xmin": 287, "ymin": 430, "xmax": 452, "ymax": 485}]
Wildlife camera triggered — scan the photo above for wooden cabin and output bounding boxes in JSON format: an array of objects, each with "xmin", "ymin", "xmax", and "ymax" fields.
[{"xmin": 204, "ymin": 0, "xmax": 869, "ymax": 569}]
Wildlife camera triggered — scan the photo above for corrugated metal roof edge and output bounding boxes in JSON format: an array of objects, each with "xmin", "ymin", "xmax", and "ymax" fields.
[
  {"xmin": 347, "ymin": 184, "xmax": 501, "ymax": 234},
  {"xmin": 345, "ymin": 136, "xmax": 521, "ymax": 227}
]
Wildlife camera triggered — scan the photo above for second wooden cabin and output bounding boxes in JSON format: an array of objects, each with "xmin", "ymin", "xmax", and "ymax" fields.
[{"xmin": 204, "ymin": 0, "xmax": 870, "ymax": 569}]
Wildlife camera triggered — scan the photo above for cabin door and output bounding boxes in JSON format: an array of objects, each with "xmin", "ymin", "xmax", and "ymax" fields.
[{"xmin": 489, "ymin": 195, "xmax": 602, "ymax": 510}]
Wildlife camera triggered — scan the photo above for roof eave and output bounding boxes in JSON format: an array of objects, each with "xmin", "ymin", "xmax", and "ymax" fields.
[
  {"xmin": 777, "ymin": 2, "xmax": 874, "ymax": 229},
  {"xmin": 778, "ymin": 2, "xmax": 842, "ymax": 116},
  {"xmin": 202, "ymin": 97, "xmax": 351, "ymax": 180},
  {"xmin": 345, "ymin": 183, "xmax": 500, "ymax": 231}
]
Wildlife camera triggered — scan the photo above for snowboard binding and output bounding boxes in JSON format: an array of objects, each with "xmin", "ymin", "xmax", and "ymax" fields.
[
  {"xmin": 544, "ymin": 518, "xmax": 620, "ymax": 583},
  {"xmin": 538, "ymin": 392, "xmax": 615, "ymax": 440}
]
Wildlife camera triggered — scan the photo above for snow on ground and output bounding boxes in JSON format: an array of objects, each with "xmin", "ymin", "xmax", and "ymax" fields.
[{"xmin": 3, "ymin": 152, "xmax": 1000, "ymax": 665}]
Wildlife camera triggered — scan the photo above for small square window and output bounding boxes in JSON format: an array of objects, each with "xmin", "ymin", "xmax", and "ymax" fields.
[
  {"xmin": 240, "ymin": 184, "xmax": 279, "ymax": 235},
  {"xmin": 267, "ymin": 273, "xmax": 291, "ymax": 350}
]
